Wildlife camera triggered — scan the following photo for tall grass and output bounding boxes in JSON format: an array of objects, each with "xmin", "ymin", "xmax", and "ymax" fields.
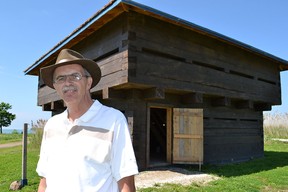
[
  {"xmin": 264, "ymin": 112, "xmax": 288, "ymax": 139},
  {"xmin": 29, "ymin": 119, "xmax": 46, "ymax": 149}
]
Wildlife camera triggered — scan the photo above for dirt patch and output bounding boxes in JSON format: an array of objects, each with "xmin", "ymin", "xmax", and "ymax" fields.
[{"xmin": 135, "ymin": 166, "xmax": 219, "ymax": 190}]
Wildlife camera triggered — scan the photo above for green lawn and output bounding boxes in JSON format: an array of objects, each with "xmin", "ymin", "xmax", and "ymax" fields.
[
  {"xmin": 0, "ymin": 146, "xmax": 39, "ymax": 192},
  {"xmin": 0, "ymin": 139, "xmax": 287, "ymax": 192},
  {"xmin": 139, "ymin": 139, "xmax": 288, "ymax": 192},
  {"xmin": 0, "ymin": 133, "xmax": 22, "ymax": 144}
]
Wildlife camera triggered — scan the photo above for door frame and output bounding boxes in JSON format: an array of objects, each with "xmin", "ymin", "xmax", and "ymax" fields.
[{"xmin": 147, "ymin": 105, "xmax": 172, "ymax": 167}]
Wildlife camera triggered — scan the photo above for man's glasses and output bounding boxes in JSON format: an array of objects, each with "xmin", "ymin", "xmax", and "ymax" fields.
[{"xmin": 53, "ymin": 73, "xmax": 89, "ymax": 84}]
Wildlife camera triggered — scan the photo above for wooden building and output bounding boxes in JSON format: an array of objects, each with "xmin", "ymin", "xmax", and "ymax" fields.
[{"xmin": 25, "ymin": 0, "xmax": 288, "ymax": 170}]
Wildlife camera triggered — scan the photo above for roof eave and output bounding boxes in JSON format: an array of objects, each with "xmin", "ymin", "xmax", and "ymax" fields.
[
  {"xmin": 24, "ymin": 0, "xmax": 288, "ymax": 75},
  {"xmin": 24, "ymin": 0, "xmax": 123, "ymax": 75}
]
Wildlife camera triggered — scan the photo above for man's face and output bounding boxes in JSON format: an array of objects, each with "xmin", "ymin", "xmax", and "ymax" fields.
[{"xmin": 53, "ymin": 64, "xmax": 92, "ymax": 105}]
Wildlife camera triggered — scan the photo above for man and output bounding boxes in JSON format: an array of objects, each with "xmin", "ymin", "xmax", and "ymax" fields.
[{"xmin": 36, "ymin": 49, "xmax": 138, "ymax": 192}]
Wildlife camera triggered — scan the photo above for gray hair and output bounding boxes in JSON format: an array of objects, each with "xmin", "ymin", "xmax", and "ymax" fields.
[{"xmin": 83, "ymin": 68, "xmax": 91, "ymax": 77}]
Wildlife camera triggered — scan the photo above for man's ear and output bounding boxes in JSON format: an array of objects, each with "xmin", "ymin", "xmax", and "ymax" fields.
[
  {"xmin": 52, "ymin": 82, "xmax": 57, "ymax": 89},
  {"xmin": 87, "ymin": 77, "xmax": 93, "ymax": 90}
]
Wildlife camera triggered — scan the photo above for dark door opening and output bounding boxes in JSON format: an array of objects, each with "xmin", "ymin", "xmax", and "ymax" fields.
[{"xmin": 149, "ymin": 108, "xmax": 167, "ymax": 166}]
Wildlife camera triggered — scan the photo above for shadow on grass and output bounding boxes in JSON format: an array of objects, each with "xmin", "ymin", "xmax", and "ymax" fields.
[
  {"xmin": 142, "ymin": 150, "xmax": 288, "ymax": 178},
  {"xmin": 199, "ymin": 150, "xmax": 288, "ymax": 177}
]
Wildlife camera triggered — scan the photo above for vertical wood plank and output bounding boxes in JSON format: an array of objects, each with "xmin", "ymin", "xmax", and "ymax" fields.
[{"xmin": 173, "ymin": 108, "xmax": 203, "ymax": 165}]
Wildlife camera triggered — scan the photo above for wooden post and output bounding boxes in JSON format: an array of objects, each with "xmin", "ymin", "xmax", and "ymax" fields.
[{"xmin": 21, "ymin": 123, "xmax": 28, "ymax": 186}]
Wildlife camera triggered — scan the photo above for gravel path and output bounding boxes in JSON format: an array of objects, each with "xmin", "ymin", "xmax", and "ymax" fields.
[
  {"xmin": 272, "ymin": 138, "xmax": 288, "ymax": 143},
  {"xmin": 135, "ymin": 166, "xmax": 219, "ymax": 190},
  {"xmin": 0, "ymin": 141, "xmax": 22, "ymax": 149}
]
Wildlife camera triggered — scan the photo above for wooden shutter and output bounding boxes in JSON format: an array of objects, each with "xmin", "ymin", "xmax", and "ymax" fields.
[{"xmin": 173, "ymin": 108, "xmax": 203, "ymax": 165}]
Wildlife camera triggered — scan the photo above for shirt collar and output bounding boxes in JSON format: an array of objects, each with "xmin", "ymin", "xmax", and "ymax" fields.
[{"xmin": 77, "ymin": 100, "xmax": 102, "ymax": 123}]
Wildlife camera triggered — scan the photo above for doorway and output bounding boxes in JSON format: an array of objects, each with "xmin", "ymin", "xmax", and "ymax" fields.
[{"xmin": 149, "ymin": 107, "xmax": 169, "ymax": 166}]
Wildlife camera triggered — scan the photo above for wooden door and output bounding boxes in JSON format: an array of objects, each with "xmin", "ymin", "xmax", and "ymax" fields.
[{"xmin": 173, "ymin": 108, "xmax": 203, "ymax": 165}]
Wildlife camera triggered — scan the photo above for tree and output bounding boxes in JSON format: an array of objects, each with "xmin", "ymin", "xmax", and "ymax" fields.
[{"xmin": 0, "ymin": 102, "xmax": 16, "ymax": 134}]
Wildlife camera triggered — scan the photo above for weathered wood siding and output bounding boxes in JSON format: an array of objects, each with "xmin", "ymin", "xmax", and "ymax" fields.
[
  {"xmin": 98, "ymin": 90, "xmax": 148, "ymax": 169},
  {"xmin": 126, "ymin": 12, "xmax": 281, "ymax": 105},
  {"xmin": 124, "ymin": 12, "xmax": 268, "ymax": 166},
  {"xmin": 38, "ymin": 15, "xmax": 130, "ymax": 106},
  {"xmin": 203, "ymin": 107, "xmax": 263, "ymax": 164},
  {"xmin": 35, "ymin": 11, "xmax": 279, "ymax": 169}
]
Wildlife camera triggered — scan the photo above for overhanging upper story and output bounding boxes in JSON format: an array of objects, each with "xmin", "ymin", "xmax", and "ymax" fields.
[{"xmin": 24, "ymin": 0, "xmax": 288, "ymax": 112}]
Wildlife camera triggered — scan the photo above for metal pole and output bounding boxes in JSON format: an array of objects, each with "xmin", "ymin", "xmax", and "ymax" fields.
[{"xmin": 21, "ymin": 123, "xmax": 28, "ymax": 187}]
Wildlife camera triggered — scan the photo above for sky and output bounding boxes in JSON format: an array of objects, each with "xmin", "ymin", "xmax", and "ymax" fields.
[{"xmin": 0, "ymin": 0, "xmax": 287, "ymax": 131}]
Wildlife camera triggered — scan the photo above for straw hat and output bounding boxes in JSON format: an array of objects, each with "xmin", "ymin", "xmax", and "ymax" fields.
[{"xmin": 40, "ymin": 49, "xmax": 101, "ymax": 89}]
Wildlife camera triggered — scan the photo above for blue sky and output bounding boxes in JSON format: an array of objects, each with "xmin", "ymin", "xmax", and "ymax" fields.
[{"xmin": 0, "ymin": 0, "xmax": 287, "ymax": 130}]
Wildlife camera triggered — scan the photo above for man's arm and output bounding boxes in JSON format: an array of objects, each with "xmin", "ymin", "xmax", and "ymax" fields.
[
  {"xmin": 37, "ymin": 177, "xmax": 47, "ymax": 192},
  {"xmin": 118, "ymin": 175, "xmax": 136, "ymax": 192}
]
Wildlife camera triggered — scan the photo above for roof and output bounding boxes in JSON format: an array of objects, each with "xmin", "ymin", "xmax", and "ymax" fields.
[{"xmin": 24, "ymin": 0, "xmax": 288, "ymax": 75}]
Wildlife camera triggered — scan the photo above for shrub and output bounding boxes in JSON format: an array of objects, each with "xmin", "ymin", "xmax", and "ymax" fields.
[{"xmin": 11, "ymin": 129, "xmax": 19, "ymax": 134}]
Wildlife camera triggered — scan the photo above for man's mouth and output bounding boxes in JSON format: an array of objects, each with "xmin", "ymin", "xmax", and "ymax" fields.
[{"xmin": 62, "ymin": 86, "xmax": 77, "ymax": 94}]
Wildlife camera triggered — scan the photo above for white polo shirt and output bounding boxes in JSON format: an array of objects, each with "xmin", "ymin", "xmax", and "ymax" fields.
[{"xmin": 36, "ymin": 100, "xmax": 138, "ymax": 192}]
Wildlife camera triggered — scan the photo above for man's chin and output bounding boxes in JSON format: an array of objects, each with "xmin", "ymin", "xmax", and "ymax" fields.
[{"xmin": 62, "ymin": 94, "xmax": 78, "ymax": 104}]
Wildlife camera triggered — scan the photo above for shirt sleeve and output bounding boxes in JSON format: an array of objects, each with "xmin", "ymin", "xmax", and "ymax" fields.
[
  {"xmin": 111, "ymin": 114, "xmax": 139, "ymax": 181},
  {"xmin": 36, "ymin": 124, "xmax": 49, "ymax": 178}
]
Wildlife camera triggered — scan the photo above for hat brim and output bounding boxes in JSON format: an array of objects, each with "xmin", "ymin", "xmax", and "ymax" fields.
[{"xmin": 40, "ymin": 59, "xmax": 101, "ymax": 89}]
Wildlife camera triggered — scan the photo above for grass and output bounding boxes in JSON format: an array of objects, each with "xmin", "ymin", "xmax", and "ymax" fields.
[
  {"xmin": 0, "ymin": 131, "xmax": 41, "ymax": 192},
  {"xmin": 0, "ymin": 133, "xmax": 22, "ymax": 144},
  {"xmin": 0, "ymin": 113, "xmax": 287, "ymax": 191},
  {"xmin": 138, "ymin": 140, "xmax": 288, "ymax": 192},
  {"xmin": 0, "ymin": 146, "xmax": 40, "ymax": 191},
  {"xmin": 0, "ymin": 139, "xmax": 287, "ymax": 192}
]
